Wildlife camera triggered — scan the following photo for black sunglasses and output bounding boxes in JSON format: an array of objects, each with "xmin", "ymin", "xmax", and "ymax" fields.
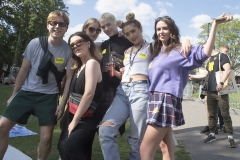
[
  {"xmin": 69, "ymin": 39, "xmax": 88, "ymax": 50},
  {"xmin": 48, "ymin": 21, "xmax": 68, "ymax": 27},
  {"xmin": 155, "ymin": 16, "xmax": 174, "ymax": 22},
  {"xmin": 88, "ymin": 27, "xmax": 101, "ymax": 34}
]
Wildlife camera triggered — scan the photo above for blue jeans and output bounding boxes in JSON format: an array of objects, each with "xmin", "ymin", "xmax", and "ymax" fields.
[{"xmin": 99, "ymin": 80, "xmax": 149, "ymax": 160}]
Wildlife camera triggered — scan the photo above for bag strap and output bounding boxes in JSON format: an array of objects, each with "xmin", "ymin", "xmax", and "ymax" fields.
[
  {"xmin": 108, "ymin": 42, "xmax": 113, "ymax": 62},
  {"xmin": 218, "ymin": 53, "xmax": 222, "ymax": 72},
  {"xmin": 150, "ymin": 42, "xmax": 153, "ymax": 54},
  {"xmin": 39, "ymin": 36, "xmax": 49, "ymax": 53},
  {"xmin": 218, "ymin": 53, "xmax": 222, "ymax": 82}
]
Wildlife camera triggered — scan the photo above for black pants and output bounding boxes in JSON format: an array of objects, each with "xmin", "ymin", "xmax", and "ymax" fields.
[
  {"xmin": 58, "ymin": 110, "xmax": 100, "ymax": 160},
  {"xmin": 218, "ymin": 106, "xmax": 224, "ymax": 127}
]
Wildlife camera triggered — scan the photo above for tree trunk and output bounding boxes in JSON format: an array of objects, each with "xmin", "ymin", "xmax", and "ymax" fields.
[{"xmin": 13, "ymin": 29, "xmax": 22, "ymax": 66}]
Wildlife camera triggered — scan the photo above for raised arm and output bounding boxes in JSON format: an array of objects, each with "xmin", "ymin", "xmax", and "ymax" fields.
[{"xmin": 204, "ymin": 13, "xmax": 233, "ymax": 57}]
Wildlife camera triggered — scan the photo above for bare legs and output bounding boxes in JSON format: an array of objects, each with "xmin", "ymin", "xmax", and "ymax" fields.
[
  {"xmin": 140, "ymin": 125, "xmax": 174, "ymax": 160},
  {"xmin": 0, "ymin": 117, "xmax": 16, "ymax": 160},
  {"xmin": 37, "ymin": 125, "xmax": 54, "ymax": 160}
]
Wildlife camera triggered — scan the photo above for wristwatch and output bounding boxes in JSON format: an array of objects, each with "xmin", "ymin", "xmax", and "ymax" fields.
[{"xmin": 220, "ymin": 82, "xmax": 224, "ymax": 86}]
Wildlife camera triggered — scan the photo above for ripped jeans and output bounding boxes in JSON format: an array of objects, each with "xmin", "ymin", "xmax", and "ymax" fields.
[{"xmin": 99, "ymin": 80, "xmax": 149, "ymax": 160}]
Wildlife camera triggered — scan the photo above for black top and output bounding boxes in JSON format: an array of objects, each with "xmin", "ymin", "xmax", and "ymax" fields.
[
  {"xmin": 70, "ymin": 67, "xmax": 103, "ymax": 103},
  {"xmin": 101, "ymin": 34, "xmax": 133, "ymax": 90},
  {"xmin": 206, "ymin": 53, "xmax": 230, "ymax": 91}
]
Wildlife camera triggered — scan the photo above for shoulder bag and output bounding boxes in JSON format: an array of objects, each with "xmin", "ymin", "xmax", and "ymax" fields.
[
  {"xmin": 215, "ymin": 53, "xmax": 238, "ymax": 95},
  {"xmin": 68, "ymin": 69, "xmax": 98, "ymax": 118}
]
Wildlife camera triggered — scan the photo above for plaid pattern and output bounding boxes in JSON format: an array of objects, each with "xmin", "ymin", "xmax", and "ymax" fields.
[{"xmin": 146, "ymin": 92, "xmax": 185, "ymax": 127}]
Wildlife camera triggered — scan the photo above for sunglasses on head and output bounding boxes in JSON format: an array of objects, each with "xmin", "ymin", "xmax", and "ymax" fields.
[
  {"xmin": 155, "ymin": 16, "xmax": 174, "ymax": 22},
  {"xmin": 48, "ymin": 21, "xmax": 68, "ymax": 27},
  {"xmin": 69, "ymin": 39, "xmax": 88, "ymax": 50},
  {"xmin": 88, "ymin": 27, "xmax": 101, "ymax": 34}
]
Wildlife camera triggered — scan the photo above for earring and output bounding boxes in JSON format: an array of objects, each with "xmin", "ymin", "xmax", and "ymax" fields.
[{"xmin": 170, "ymin": 33, "xmax": 176, "ymax": 39}]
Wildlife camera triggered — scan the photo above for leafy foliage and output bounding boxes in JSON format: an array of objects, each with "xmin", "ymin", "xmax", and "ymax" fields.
[
  {"xmin": 198, "ymin": 19, "xmax": 240, "ymax": 74},
  {"xmin": 0, "ymin": 0, "xmax": 68, "ymax": 67}
]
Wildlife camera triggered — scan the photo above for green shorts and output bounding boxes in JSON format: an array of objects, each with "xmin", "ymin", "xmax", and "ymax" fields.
[{"xmin": 3, "ymin": 90, "xmax": 58, "ymax": 126}]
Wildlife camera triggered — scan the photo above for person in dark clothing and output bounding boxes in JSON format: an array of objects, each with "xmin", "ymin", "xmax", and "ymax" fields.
[
  {"xmin": 57, "ymin": 32, "xmax": 103, "ymax": 160},
  {"xmin": 96, "ymin": 12, "xmax": 133, "ymax": 133}
]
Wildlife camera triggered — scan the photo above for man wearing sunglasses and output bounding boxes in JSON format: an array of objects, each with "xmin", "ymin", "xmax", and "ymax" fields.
[{"xmin": 0, "ymin": 11, "xmax": 74, "ymax": 160}]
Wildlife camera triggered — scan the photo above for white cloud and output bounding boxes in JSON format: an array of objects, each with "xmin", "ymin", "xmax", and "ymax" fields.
[
  {"xmin": 66, "ymin": 0, "xmax": 85, "ymax": 5},
  {"xmin": 181, "ymin": 36, "xmax": 200, "ymax": 46},
  {"xmin": 159, "ymin": 8, "xmax": 167, "ymax": 16},
  {"xmin": 224, "ymin": 5, "xmax": 239, "ymax": 10},
  {"xmin": 156, "ymin": 1, "xmax": 172, "ymax": 17},
  {"xmin": 96, "ymin": 32, "xmax": 109, "ymax": 42},
  {"xmin": 95, "ymin": 1, "xmax": 156, "ymax": 27},
  {"xmin": 233, "ymin": 14, "xmax": 240, "ymax": 19},
  {"xmin": 156, "ymin": 1, "xmax": 173, "ymax": 7},
  {"xmin": 95, "ymin": 0, "xmax": 136, "ymax": 18},
  {"xmin": 64, "ymin": 24, "xmax": 83, "ymax": 41},
  {"xmin": 128, "ymin": 3, "xmax": 156, "ymax": 26},
  {"xmin": 189, "ymin": 14, "xmax": 212, "ymax": 31}
]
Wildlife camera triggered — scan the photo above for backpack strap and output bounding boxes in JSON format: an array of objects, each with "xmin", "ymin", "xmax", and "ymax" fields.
[{"xmin": 149, "ymin": 42, "xmax": 153, "ymax": 54}]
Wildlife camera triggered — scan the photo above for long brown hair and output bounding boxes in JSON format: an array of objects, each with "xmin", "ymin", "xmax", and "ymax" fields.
[
  {"xmin": 68, "ymin": 32, "xmax": 102, "ymax": 70},
  {"xmin": 151, "ymin": 16, "xmax": 181, "ymax": 60}
]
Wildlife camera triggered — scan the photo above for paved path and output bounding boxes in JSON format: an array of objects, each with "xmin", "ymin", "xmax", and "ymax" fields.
[
  {"xmin": 174, "ymin": 99, "xmax": 240, "ymax": 160},
  {"xmin": 3, "ymin": 145, "xmax": 32, "ymax": 160}
]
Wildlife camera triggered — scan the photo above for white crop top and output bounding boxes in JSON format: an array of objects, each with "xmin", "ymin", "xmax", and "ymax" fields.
[{"xmin": 123, "ymin": 42, "xmax": 150, "ymax": 76}]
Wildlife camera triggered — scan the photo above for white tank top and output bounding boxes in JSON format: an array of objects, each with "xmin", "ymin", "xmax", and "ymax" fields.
[{"xmin": 123, "ymin": 42, "xmax": 150, "ymax": 76}]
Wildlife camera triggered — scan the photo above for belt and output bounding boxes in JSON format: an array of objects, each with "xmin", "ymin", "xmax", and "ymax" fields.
[{"xmin": 121, "ymin": 79, "xmax": 149, "ymax": 85}]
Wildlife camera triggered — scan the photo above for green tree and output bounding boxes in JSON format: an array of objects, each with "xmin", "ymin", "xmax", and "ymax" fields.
[
  {"xmin": 0, "ymin": 0, "xmax": 68, "ymax": 66},
  {"xmin": 198, "ymin": 19, "xmax": 240, "ymax": 75}
]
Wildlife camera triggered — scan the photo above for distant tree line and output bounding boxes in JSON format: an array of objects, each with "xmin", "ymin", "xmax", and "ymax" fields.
[
  {"xmin": 0, "ymin": 0, "xmax": 68, "ymax": 68},
  {"xmin": 198, "ymin": 19, "xmax": 240, "ymax": 75}
]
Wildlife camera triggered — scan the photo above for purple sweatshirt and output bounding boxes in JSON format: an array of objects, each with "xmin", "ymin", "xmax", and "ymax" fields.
[{"xmin": 148, "ymin": 45, "xmax": 208, "ymax": 98}]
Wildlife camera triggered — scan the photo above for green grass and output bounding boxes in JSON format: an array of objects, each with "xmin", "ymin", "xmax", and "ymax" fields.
[
  {"xmin": 175, "ymin": 140, "xmax": 191, "ymax": 160},
  {"xmin": 0, "ymin": 84, "xmax": 191, "ymax": 160},
  {"xmin": 229, "ymin": 90, "xmax": 240, "ymax": 109}
]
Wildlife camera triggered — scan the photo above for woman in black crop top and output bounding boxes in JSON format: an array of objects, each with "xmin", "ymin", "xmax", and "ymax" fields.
[{"xmin": 57, "ymin": 32, "xmax": 103, "ymax": 160}]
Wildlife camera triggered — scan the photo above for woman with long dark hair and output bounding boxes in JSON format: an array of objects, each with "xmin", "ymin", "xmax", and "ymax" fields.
[{"xmin": 140, "ymin": 13, "xmax": 233, "ymax": 160}]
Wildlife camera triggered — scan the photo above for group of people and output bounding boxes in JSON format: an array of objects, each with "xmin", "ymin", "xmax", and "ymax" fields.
[
  {"xmin": 1, "ymin": 63, "xmax": 19, "ymax": 85},
  {"xmin": 0, "ymin": 9, "xmax": 235, "ymax": 160}
]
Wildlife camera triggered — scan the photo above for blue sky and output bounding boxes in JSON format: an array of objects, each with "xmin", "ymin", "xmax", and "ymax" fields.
[{"xmin": 63, "ymin": 0, "xmax": 240, "ymax": 45}]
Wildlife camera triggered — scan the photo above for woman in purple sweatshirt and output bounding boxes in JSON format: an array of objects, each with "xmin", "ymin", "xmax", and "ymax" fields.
[{"xmin": 140, "ymin": 13, "xmax": 233, "ymax": 160}]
